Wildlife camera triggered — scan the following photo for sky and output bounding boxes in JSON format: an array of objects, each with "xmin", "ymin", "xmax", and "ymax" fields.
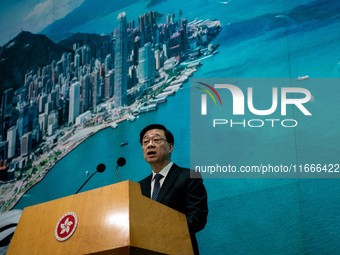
[{"xmin": 0, "ymin": 0, "xmax": 85, "ymax": 46}]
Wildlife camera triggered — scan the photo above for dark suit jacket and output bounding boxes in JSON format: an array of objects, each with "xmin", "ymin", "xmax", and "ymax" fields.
[{"xmin": 139, "ymin": 164, "xmax": 208, "ymax": 255}]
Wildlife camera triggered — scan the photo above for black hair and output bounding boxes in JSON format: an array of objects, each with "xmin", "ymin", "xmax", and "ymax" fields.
[{"xmin": 139, "ymin": 124, "xmax": 174, "ymax": 145}]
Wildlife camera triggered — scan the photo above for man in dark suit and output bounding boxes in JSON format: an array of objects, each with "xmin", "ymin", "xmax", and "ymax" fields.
[{"xmin": 139, "ymin": 124, "xmax": 208, "ymax": 255}]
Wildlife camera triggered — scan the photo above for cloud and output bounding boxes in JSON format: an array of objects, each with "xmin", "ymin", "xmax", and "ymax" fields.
[{"xmin": 23, "ymin": 0, "xmax": 84, "ymax": 32}]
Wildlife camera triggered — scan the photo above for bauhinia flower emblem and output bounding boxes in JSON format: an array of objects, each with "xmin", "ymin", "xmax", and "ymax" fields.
[
  {"xmin": 55, "ymin": 212, "xmax": 78, "ymax": 241},
  {"xmin": 60, "ymin": 217, "xmax": 73, "ymax": 234}
]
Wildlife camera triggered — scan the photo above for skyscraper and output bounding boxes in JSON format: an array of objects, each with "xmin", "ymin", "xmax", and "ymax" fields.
[
  {"xmin": 39, "ymin": 113, "xmax": 48, "ymax": 133},
  {"xmin": 20, "ymin": 132, "xmax": 32, "ymax": 157},
  {"xmin": 138, "ymin": 42, "xmax": 155, "ymax": 87},
  {"xmin": 17, "ymin": 105, "xmax": 29, "ymax": 141},
  {"xmin": 105, "ymin": 70, "xmax": 114, "ymax": 100},
  {"xmin": 179, "ymin": 10, "xmax": 183, "ymax": 26},
  {"xmin": 114, "ymin": 12, "xmax": 128, "ymax": 108},
  {"xmin": 105, "ymin": 54, "xmax": 112, "ymax": 72},
  {"xmin": 7, "ymin": 126, "xmax": 17, "ymax": 159},
  {"xmin": 154, "ymin": 49, "xmax": 161, "ymax": 70},
  {"xmin": 39, "ymin": 94, "xmax": 48, "ymax": 113},
  {"xmin": 68, "ymin": 82, "xmax": 80, "ymax": 123},
  {"xmin": 92, "ymin": 70, "xmax": 100, "ymax": 108},
  {"xmin": 48, "ymin": 110, "xmax": 59, "ymax": 136},
  {"xmin": 1, "ymin": 88, "xmax": 13, "ymax": 139},
  {"xmin": 82, "ymin": 74, "xmax": 91, "ymax": 113}
]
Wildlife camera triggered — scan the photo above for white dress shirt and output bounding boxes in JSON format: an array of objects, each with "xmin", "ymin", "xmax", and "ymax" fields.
[{"xmin": 150, "ymin": 162, "xmax": 173, "ymax": 198}]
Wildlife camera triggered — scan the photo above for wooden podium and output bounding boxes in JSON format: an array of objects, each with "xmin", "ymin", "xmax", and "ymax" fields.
[{"xmin": 7, "ymin": 181, "xmax": 194, "ymax": 255}]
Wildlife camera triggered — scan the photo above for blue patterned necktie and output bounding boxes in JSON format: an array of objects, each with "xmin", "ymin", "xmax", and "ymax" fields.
[{"xmin": 152, "ymin": 174, "xmax": 163, "ymax": 200}]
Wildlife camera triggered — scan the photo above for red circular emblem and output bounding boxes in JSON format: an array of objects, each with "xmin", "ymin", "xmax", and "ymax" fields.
[{"xmin": 55, "ymin": 212, "xmax": 78, "ymax": 241}]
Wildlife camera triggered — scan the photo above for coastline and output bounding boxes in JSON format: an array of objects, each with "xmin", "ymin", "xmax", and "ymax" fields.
[
  {"xmin": 2, "ymin": 123, "xmax": 110, "ymax": 212},
  {"xmin": 1, "ymin": 49, "xmax": 211, "ymax": 212}
]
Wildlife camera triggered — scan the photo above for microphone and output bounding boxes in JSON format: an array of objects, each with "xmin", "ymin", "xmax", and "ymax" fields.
[
  {"xmin": 115, "ymin": 157, "xmax": 126, "ymax": 182},
  {"xmin": 75, "ymin": 163, "xmax": 106, "ymax": 194}
]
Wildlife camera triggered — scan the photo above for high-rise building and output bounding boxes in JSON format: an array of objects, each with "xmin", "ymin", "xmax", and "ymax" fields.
[
  {"xmin": 163, "ymin": 41, "xmax": 169, "ymax": 60},
  {"xmin": 68, "ymin": 82, "xmax": 80, "ymax": 123},
  {"xmin": 169, "ymin": 32, "xmax": 182, "ymax": 59},
  {"xmin": 114, "ymin": 12, "xmax": 128, "ymax": 108},
  {"xmin": 92, "ymin": 71, "xmax": 100, "ymax": 108},
  {"xmin": 105, "ymin": 54, "xmax": 112, "ymax": 72},
  {"xmin": 128, "ymin": 20, "xmax": 135, "ymax": 29},
  {"xmin": 1, "ymin": 88, "xmax": 13, "ymax": 116},
  {"xmin": 39, "ymin": 113, "xmax": 48, "ymax": 133},
  {"xmin": 39, "ymin": 93, "xmax": 47, "ymax": 113},
  {"xmin": 61, "ymin": 53, "xmax": 67, "ymax": 76},
  {"xmin": 49, "ymin": 90, "xmax": 57, "ymax": 110},
  {"xmin": 56, "ymin": 60, "xmax": 63, "ymax": 78},
  {"xmin": 74, "ymin": 54, "xmax": 81, "ymax": 68},
  {"xmin": 105, "ymin": 70, "xmax": 114, "ymax": 100},
  {"xmin": 17, "ymin": 105, "xmax": 29, "ymax": 141},
  {"xmin": 48, "ymin": 110, "xmax": 59, "ymax": 136},
  {"xmin": 179, "ymin": 10, "xmax": 183, "ymax": 27},
  {"xmin": 7, "ymin": 126, "xmax": 17, "ymax": 159},
  {"xmin": 133, "ymin": 36, "xmax": 141, "ymax": 65},
  {"xmin": 1, "ymin": 88, "xmax": 14, "ymax": 140},
  {"xmin": 82, "ymin": 74, "xmax": 91, "ymax": 113},
  {"xmin": 44, "ymin": 101, "xmax": 54, "ymax": 115},
  {"xmin": 55, "ymin": 85, "xmax": 60, "ymax": 108},
  {"xmin": 20, "ymin": 132, "xmax": 32, "ymax": 157},
  {"xmin": 28, "ymin": 102, "xmax": 38, "ymax": 132},
  {"xmin": 128, "ymin": 66, "xmax": 138, "ymax": 89},
  {"xmin": 0, "ymin": 141, "xmax": 8, "ymax": 162},
  {"xmin": 138, "ymin": 42, "xmax": 155, "ymax": 87},
  {"xmin": 154, "ymin": 49, "xmax": 162, "ymax": 70},
  {"xmin": 138, "ymin": 11, "xmax": 157, "ymax": 44},
  {"xmin": 166, "ymin": 13, "xmax": 175, "ymax": 24},
  {"xmin": 99, "ymin": 65, "xmax": 105, "ymax": 79},
  {"xmin": 67, "ymin": 52, "xmax": 72, "ymax": 66}
]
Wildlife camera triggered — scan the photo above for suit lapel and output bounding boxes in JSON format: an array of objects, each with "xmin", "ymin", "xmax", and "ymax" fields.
[
  {"xmin": 142, "ymin": 174, "xmax": 152, "ymax": 198},
  {"xmin": 156, "ymin": 164, "xmax": 179, "ymax": 202}
]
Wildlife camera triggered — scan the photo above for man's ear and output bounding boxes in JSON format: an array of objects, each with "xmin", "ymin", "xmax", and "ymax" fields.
[{"xmin": 169, "ymin": 143, "xmax": 174, "ymax": 154}]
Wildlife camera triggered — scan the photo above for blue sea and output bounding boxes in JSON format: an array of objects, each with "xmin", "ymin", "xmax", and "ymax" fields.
[{"xmin": 15, "ymin": 0, "xmax": 340, "ymax": 254}]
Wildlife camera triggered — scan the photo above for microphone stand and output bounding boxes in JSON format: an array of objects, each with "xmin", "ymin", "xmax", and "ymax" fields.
[
  {"xmin": 115, "ymin": 157, "xmax": 126, "ymax": 183},
  {"xmin": 75, "ymin": 171, "xmax": 98, "ymax": 194},
  {"xmin": 75, "ymin": 164, "xmax": 106, "ymax": 194},
  {"xmin": 115, "ymin": 166, "xmax": 121, "ymax": 182}
]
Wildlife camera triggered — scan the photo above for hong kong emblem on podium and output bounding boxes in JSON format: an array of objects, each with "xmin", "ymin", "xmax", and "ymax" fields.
[{"xmin": 55, "ymin": 212, "xmax": 78, "ymax": 241}]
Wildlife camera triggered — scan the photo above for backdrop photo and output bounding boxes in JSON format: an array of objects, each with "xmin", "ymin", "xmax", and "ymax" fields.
[{"xmin": 0, "ymin": 0, "xmax": 339, "ymax": 254}]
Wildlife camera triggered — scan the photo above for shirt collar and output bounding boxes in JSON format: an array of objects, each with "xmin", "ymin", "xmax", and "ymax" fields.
[{"xmin": 152, "ymin": 162, "xmax": 173, "ymax": 181}]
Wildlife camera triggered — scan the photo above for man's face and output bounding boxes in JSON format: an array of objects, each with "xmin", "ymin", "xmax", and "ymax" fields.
[{"xmin": 142, "ymin": 129, "xmax": 173, "ymax": 166}]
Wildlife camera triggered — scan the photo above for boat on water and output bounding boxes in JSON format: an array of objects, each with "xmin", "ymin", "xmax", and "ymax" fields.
[
  {"xmin": 163, "ymin": 83, "xmax": 182, "ymax": 92},
  {"xmin": 297, "ymin": 75, "xmax": 309, "ymax": 81},
  {"xmin": 150, "ymin": 97, "xmax": 167, "ymax": 104},
  {"xmin": 156, "ymin": 90, "xmax": 175, "ymax": 98},
  {"xmin": 187, "ymin": 61, "xmax": 202, "ymax": 68},
  {"xmin": 120, "ymin": 141, "xmax": 128, "ymax": 147},
  {"xmin": 109, "ymin": 122, "xmax": 118, "ymax": 129},
  {"xmin": 171, "ymin": 76, "xmax": 188, "ymax": 85},
  {"xmin": 139, "ymin": 103, "xmax": 158, "ymax": 113}
]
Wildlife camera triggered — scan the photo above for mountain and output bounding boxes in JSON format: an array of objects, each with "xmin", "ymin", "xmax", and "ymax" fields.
[
  {"xmin": 0, "ymin": 31, "xmax": 71, "ymax": 98},
  {"xmin": 41, "ymin": 0, "xmax": 139, "ymax": 43},
  {"xmin": 58, "ymin": 33, "xmax": 111, "ymax": 50}
]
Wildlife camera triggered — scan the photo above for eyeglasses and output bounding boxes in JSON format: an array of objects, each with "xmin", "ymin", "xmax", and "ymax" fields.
[{"xmin": 142, "ymin": 136, "xmax": 168, "ymax": 146}]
